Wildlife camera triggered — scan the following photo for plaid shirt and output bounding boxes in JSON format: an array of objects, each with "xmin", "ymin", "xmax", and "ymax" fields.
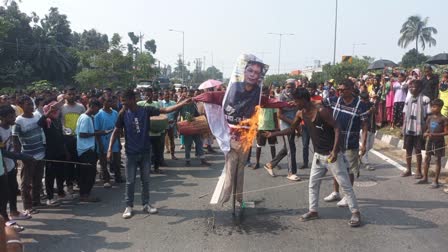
[{"xmin": 325, "ymin": 96, "xmax": 369, "ymax": 150}]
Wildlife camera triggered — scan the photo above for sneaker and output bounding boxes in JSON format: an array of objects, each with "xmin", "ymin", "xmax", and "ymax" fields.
[
  {"xmin": 104, "ymin": 182, "xmax": 112, "ymax": 188},
  {"xmin": 324, "ymin": 192, "xmax": 341, "ymax": 202},
  {"xmin": 142, "ymin": 204, "xmax": 158, "ymax": 214},
  {"xmin": 337, "ymin": 196, "xmax": 349, "ymax": 207},
  {"xmin": 9, "ymin": 211, "xmax": 32, "ymax": 221},
  {"xmin": 46, "ymin": 199, "xmax": 60, "ymax": 207},
  {"xmin": 122, "ymin": 207, "xmax": 133, "ymax": 219}
]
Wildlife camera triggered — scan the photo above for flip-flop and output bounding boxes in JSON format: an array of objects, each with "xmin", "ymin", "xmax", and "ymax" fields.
[
  {"xmin": 400, "ymin": 171, "xmax": 412, "ymax": 177},
  {"xmin": 287, "ymin": 174, "xmax": 301, "ymax": 181},
  {"xmin": 264, "ymin": 164, "xmax": 275, "ymax": 177},
  {"xmin": 349, "ymin": 212, "xmax": 361, "ymax": 227},
  {"xmin": 429, "ymin": 183, "xmax": 440, "ymax": 189}
]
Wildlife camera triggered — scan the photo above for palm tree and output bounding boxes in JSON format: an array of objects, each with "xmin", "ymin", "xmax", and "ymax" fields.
[{"xmin": 398, "ymin": 15, "xmax": 437, "ymax": 53}]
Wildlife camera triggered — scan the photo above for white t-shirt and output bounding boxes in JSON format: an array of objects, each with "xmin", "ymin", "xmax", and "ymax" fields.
[
  {"xmin": 13, "ymin": 114, "xmax": 46, "ymax": 160},
  {"xmin": 0, "ymin": 126, "xmax": 15, "ymax": 172}
]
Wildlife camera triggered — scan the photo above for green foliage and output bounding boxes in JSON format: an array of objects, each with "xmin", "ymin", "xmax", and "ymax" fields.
[
  {"xmin": 264, "ymin": 74, "xmax": 293, "ymax": 87},
  {"xmin": 26, "ymin": 80, "xmax": 54, "ymax": 92},
  {"xmin": 401, "ymin": 49, "xmax": 429, "ymax": 68},
  {"xmin": 398, "ymin": 15, "xmax": 437, "ymax": 53},
  {"xmin": 311, "ymin": 71, "xmax": 328, "ymax": 84},
  {"xmin": 312, "ymin": 57, "xmax": 370, "ymax": 84}
]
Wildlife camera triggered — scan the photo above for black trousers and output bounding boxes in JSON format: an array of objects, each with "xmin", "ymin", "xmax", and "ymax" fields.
[
  {"xmin": 45, "ymin": 157, "xmax": 65, "ymax": 200},
  {"xmin": 0, "ymin": 173, "xmax": 9, "ymax": 221},
  {"xmin": 63, "ymin": 135, "xmax": 79, "ymax": 187},
  {"xmin": 7, "ymin": 169, "xmax": 18, "ymax": 212},
  {"xmin": 150, "ymin": 136, "xmax": 163, "ymax": 168},
  {"xmin": 78, "ymin": 150, "xmax": 97, "ymax": 196}
]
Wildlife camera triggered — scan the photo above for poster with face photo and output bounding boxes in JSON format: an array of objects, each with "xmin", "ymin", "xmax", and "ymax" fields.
[{"xmin": 222, "ymin": 54, "xmax": 269, "ymax": 125}]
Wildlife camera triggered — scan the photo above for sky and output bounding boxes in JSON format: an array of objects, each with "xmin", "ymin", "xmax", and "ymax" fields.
[{"xmin": 17, "ymin": 0, "xmax": 448, "ymax": 78}]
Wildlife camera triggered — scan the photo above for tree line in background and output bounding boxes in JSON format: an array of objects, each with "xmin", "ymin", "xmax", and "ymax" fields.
[{"xmin": 0, "ymin": 1, "xmax": 223, "ymax": 93}]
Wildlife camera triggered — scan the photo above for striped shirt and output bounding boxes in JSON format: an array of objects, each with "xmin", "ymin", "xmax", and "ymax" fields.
[
  {"xmin": 13, "ymin": 114, "xmax": 46, "ymax": 160},
  {"xmin": 325, "ymin": 96, "xmax": 369, "ymax": 150}
]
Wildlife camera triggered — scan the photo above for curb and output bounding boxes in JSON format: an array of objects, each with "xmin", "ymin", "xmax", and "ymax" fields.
[{"xmin": 375, "ymin": 131, "xmax": 448, "ymax": 171}]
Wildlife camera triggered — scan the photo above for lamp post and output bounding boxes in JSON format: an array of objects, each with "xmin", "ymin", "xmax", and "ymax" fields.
[
  {"xmin": 332, "ymin": 0, "xmax": 338, "ymax": 65},
  {"xmin": 268, "ymin": 33, "xmax": 294, "ymax": 74},
  {"xmin": 352, "ymin": 43, "xmax": 367, "ymax": 56},
  {"xmin": 169, "ymin": 29, "xmax": 185, "ymax": 84}
]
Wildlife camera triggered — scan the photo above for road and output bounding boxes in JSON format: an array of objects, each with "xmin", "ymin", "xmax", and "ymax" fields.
[{"xmin": 18, "ymin": 138, "xmax": 448, "ymax": 252}]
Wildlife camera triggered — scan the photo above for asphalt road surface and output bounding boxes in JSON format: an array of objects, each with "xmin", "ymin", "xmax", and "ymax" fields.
[{"xmin": 17, "ymin": 138, "xmax": 448, "ymax": 252}]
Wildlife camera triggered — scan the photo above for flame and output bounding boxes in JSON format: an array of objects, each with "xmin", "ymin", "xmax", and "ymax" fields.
[{"xmin": 236, "ymin": 105, "xmax": 261, "ymax": 152}]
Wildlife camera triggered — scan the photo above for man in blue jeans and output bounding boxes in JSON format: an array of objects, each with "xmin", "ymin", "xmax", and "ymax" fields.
[{"xmin": 108, "ymin": 89, "xmax": 192, "ymax": 219}]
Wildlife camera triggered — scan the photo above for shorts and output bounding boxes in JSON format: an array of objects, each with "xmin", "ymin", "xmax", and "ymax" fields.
[
  {"xmin": 403, "ymin": 135, "xmax": 424, "ymax": 153},
  {"xmin": 425, "ymin": 139, "xmax": 445, "ymax": 158},
  {"xmin": 342, "ymin": 149, "xmax": 360, "ymax": 175},
  {"xmin": 256, "ymin": 130, "xmax": 277, "ymax": 147}
]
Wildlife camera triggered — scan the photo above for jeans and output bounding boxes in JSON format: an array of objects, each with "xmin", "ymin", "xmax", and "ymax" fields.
[
  {"xmin": 270, "ymin": 133, "xmax": 297, "ymax": 174},
  {"xmin": 309, "ymin": 152, "xmax": 359, "ymax": 213},
  {"xmin": 21, "ymin": 159, "xmax": 44, "ymax": 210},
  {"xmin": 302, "ymin": 126, "xmax": 310, "ymax": 166},
  {"xmin": 184, "ymin": 135, "xmax": 204, "ymax": 161},
  {"xmin": 78, "ymin": 150, "xmax": 97, "ymax": 196},
  {"xmin": 0, "ymin": 173, "xmax": 9, "ymax": 220},
  {"xmin": 125, "ymin": 153, "xmax": 151, "ymax": 207}
]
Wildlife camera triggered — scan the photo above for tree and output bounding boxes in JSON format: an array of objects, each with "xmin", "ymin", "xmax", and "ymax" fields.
[
  {"xmin": 30, "ymin": 7, "xmax": 76, "ymax": 83},
  {"xmin": 311, "ymin": 57, "xmax": 370, "ymax": 84},
  {"xmin": 264, "ymin": 74, "xmax": 291, "ymax": 87},
  {"xmin": 204, "ymin": 66, "xmax": 223, "ymax": 80},
  {"xmin": 398, "ymin": 15, "xmax": 437, "ymax": 53},
  {"xmin": 73, "ymin": 29, "xmax": 109, "ymax": 52},
  {"xmin": 400, "ymin": 48, "xmax": 429, "ymax": 68}
]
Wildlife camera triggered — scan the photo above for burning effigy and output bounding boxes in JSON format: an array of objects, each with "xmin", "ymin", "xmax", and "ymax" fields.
[{"xmin": 194, "ymin": 54, "xmax": 269, "ymax": 208}]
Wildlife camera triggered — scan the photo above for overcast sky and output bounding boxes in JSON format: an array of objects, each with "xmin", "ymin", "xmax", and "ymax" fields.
[{"xmin": 18, "ymin": 0, "xmax": 448, "ymax": 77}]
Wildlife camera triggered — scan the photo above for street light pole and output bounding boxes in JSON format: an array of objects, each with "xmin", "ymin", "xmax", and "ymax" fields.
[
  {"xmin": 352, "ymin": 43, "xmax": 367, "ymax": 56},
  {"xmin": 332, "ymin": 0, "xmax": 338, "ymax": 65},
  {"xmin": 268, "ymin": 33, "xmax": 294, "ymax": 74},
  {"xmin": 169, "ymin": 29, "xmax": 185, "ymax": 84}
]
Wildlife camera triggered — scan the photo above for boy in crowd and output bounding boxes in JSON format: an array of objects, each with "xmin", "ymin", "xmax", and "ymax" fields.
[
  {"xmin": 254, "ymin": 86, "xmax": 278, "ymax": 170},
  {"xmin": 108, "ymin": 89, "xmax": 192, "ymax": 219},
  {"xmin": 37, "ymin": 99, "xmax": 68, "ymax": 205},
  {"xmin": 95, "ymin": 96, "xmax": 123, "ymax": 188},
  {"xmin": 160, "ymin": 91, "xmax": 178, "ymax": 160},
  {"xmin": 401, "ymin": 80, "xmax": 431, "ymax": 178},
  {"xmin": 75, "ymin": 99, "xmax": 109, "ymax": 202},
  {"xmin": 416, "ymin": 99, "xmax": 448, "ymax": 188},
  {"xmin": 12, "ymin": 96, "xmax": 46, "ymax": 214}
]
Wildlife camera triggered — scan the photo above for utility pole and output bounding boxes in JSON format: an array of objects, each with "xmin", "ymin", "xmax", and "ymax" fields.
[
  {"xmin": 268, "ymin": 33, "xmax": 294, "ymax": 74},
  {"xmin": 169, "ymin": 29, "xmax": 185, "ymax": 84}
]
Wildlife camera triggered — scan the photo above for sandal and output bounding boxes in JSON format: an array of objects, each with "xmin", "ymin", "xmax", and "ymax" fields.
[
  {"xmin": 400, "ymin": 171, "xmax": 412, "ymax": 177},
  {"xmin": 415, "ymin": 179, "xmax": 429, "ymax": 185},
  {"xmin": 264, "ymin": 164, "xmax": 275, "ymax": 177},
  {"xmin": 444, "ymin": 187, "xmax": 448, "ymax": 194},
  {"xmin": 299, "ymin": 212, "xmax": 319, "ymax": 222},
  {"xmin": 413, "ymin": 174, "xmax": 423, "ymax": 180},
  {"xmin": 5, "ymin": 221, "xmax": 25, "ymax": 233},
  {"xmin": 349, "ymin": 212, "xmax": 361, "ymax": 227}
]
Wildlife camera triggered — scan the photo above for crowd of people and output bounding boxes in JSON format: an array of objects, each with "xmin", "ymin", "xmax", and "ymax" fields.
[{"xmin": 0, "ymin": 64, "xmax": 448, "ymax": 249}]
